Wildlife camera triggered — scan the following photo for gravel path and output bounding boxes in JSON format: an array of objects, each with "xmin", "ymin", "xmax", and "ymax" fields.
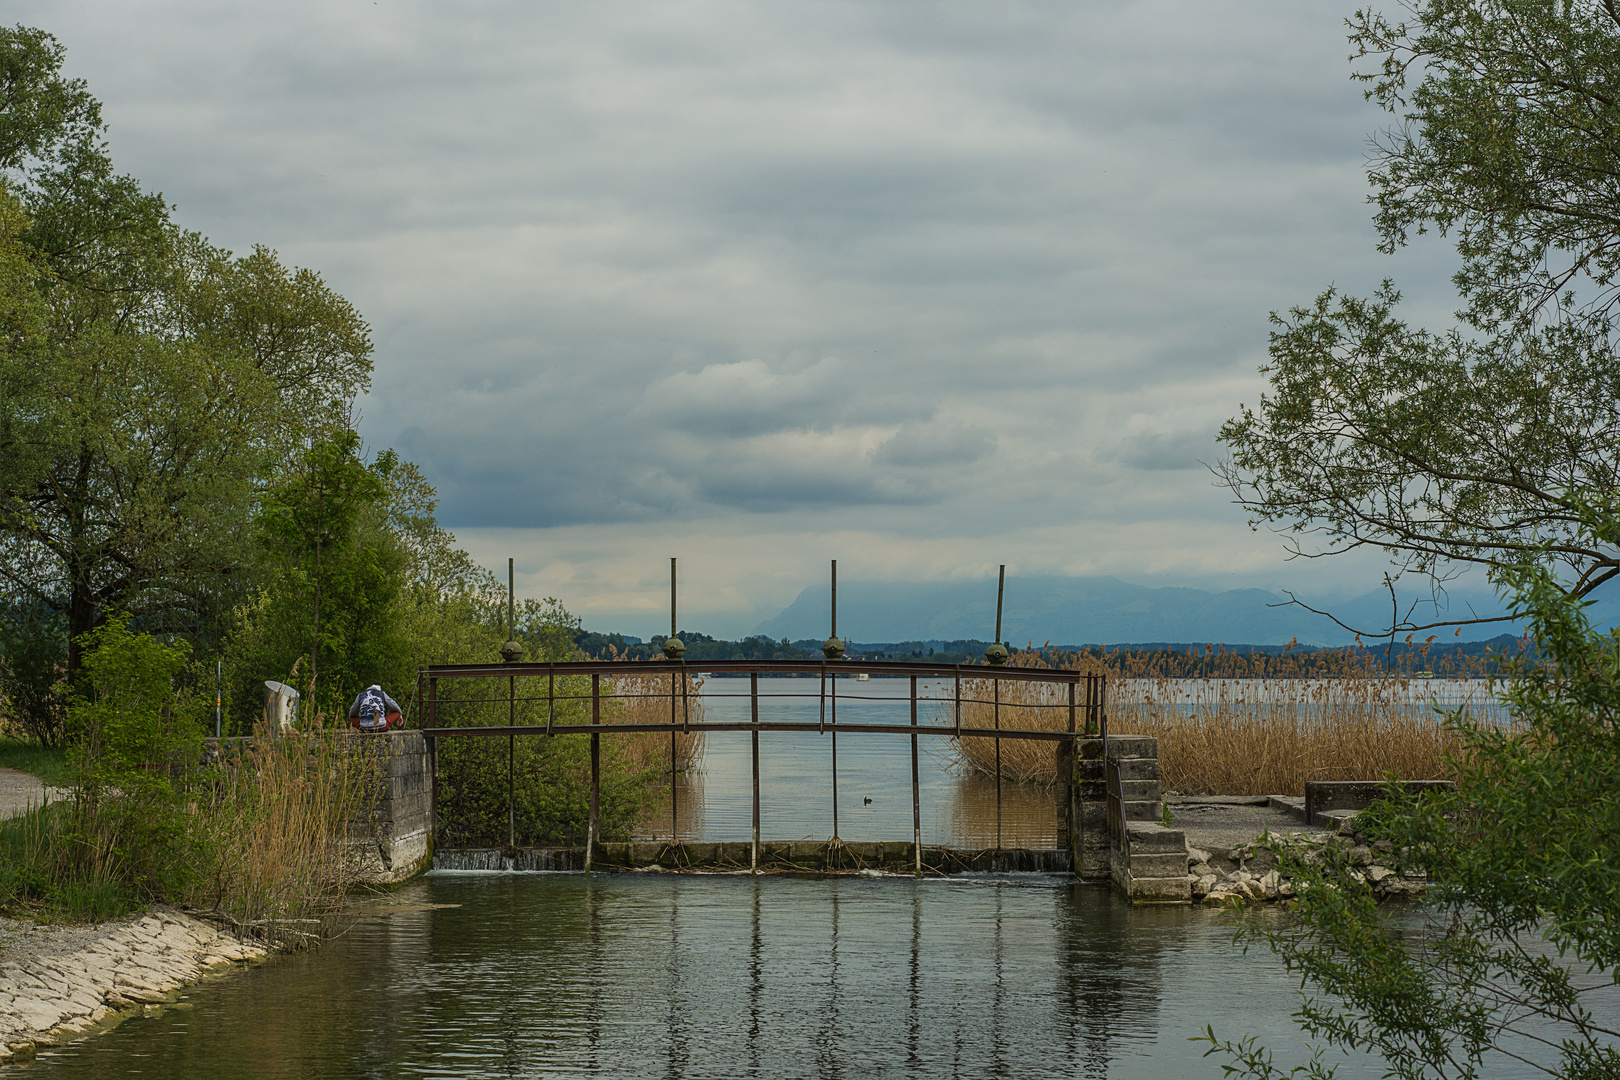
[{"xmin": 0, "ymin": 766, "xmax": 68, "ymax": 820}]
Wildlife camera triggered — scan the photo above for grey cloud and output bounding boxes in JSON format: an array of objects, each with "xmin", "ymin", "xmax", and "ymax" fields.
[
  {"xmin": 22, "ymin": 0, "xmax": 1455, "ymax": 555},
  {"xmin": 872, "ymin": 422, "xmax": 994, "ymax": 468},
  {"xmin": 1110, "ymin": 431, "xmax": 1222, "ymax": 472}
]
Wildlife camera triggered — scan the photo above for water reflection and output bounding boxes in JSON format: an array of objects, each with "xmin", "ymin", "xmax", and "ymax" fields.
[
  {"xmin": 25, "ymin": 873, "xmax": 1380, "ymax": 1080},
  {"xmin": 639, "ymin": 677, "xmax": 1059, "ymax": 846}
]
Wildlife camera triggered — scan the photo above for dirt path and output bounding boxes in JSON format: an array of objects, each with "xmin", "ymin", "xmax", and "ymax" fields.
[{"xmin": 0, "ymin": 766, "xmax": 68, "ymax": 820}]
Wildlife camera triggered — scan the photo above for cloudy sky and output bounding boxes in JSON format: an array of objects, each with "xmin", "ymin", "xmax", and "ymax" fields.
[{"xmin": 22, "ymin": 1, "xmax": 1464, "ymax": 638}]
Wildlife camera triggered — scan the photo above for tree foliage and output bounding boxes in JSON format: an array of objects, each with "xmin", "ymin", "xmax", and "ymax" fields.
[
  {"xmin": 0, "ymin": 26, "xmax": 372, "ymax": 676},
  {"xmin": 1205, "ymin": 555, "xmax": 1620, "ymax": 1079},
  {"xmin": 1219, "ymin": 0, "xmax": 1620, "ymax": 634}
]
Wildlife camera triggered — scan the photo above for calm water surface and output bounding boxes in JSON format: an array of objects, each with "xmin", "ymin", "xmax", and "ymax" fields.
[
  {"xmin": 21, "ymin": 873, "xmax": 1384, "ymax": 1080},
  {"xmin": 643, "ymin": 677, "xmax": 1060, "ymax": 846},
  {"xmin": 16, "ymin": 677, "xmax": 1591, "ymax": 1077}
]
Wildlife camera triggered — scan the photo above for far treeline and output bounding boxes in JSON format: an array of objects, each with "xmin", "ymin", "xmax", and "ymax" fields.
[{"xmin": 572, "ymin": 629, "xmax": 1530, "ymax": 676}]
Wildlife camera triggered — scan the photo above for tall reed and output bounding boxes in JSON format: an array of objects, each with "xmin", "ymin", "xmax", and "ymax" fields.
[
  {"xmin": 603, "ymin": 671, "xmax": 705, "ymax": 773},
  {"xmin": 950, "ymin": 648, "xmax": 1497, "ymax": 795},
  {"xmin": 187, "ymin": 720, "xmax": 384, "ymax": 944}
]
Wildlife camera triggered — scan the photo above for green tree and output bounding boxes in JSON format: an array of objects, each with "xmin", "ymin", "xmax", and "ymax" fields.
[
  {"xmin": 0, "ymin": 27, "xmax": 373, "ymax": 679},
  {"xmin": 0, "ymin": 599, "xmax": 68, "ymax": 746},
  {"xmin": 67, "ymin": 614, "xmax": 204, "ymax": 900},
  {"xmin": 1205, "ymin": 551, "xmax": 1620, "ymax": 1079},
  {"xmin": 227, "ymin": 432, "xmax": 410, "ymax": 724},
  {"xmin": 1217, "ymin": 0, "xmax": 1620, "ymax": 636}
]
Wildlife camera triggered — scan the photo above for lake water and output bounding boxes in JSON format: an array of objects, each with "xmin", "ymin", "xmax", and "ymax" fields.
[
  {"xmin": 24, "ymin": 874, "xmax": 1373, "ymax": 1079},
  {"xmin": 641, "ymin": 676, "xmax": 1060, "ymax": 847}
]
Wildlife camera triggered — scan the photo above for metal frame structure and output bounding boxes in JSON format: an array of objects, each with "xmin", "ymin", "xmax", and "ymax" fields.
[{"xmin": 421, "ymin": 658, "xmax": 1107, "ymax": 873}]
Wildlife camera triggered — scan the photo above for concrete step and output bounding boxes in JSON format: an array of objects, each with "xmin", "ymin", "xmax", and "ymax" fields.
[
  {"xmin": 1120, "ymin": 799, "xmax": 1162, "ymax": 822},
  {"xmin": 1123, "ymin": 821, "xmax": 1185, "ymax": 854}
]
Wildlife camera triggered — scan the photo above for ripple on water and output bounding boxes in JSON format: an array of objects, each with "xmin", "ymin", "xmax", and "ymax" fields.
[{"xmin": 19, "ymin": 873, "xmax": 1443, "ymax": 1080}]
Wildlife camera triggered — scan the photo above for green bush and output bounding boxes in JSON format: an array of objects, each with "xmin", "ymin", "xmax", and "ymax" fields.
[
  {"xmin": 67, "ymin": 614, "xmax": 207, "ymax": 901},
  {"xmin": 437, "ymin": 732, "xmax": 657, "ymax": 847}
]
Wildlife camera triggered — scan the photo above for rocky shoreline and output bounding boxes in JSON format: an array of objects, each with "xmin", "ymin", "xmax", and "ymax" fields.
[
  {"xmin": 0, "ymin": 907, "xmax": 267, "ymax": 1063},
  {"xmin": 1188, "ymin": 829, "xmax": 1428, "ymax": 905}
]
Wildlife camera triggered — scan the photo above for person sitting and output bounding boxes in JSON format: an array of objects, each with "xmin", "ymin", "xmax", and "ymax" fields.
[{"xmin": 348, "ymin": 684, "xmax": 403, "ymax": 733}]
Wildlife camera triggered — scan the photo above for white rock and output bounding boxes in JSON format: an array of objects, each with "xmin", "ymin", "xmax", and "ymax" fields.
[
  {"xmin": 1367, "ymin": 865, "xmax": 1394, "ymax": 883},
  {"xmin": 1186, "ymin": 846, "xmax": 1212, "ymax": 865}
]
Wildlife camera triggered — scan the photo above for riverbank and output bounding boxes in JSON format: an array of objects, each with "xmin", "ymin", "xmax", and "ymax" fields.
[
  {"xmin": 1169, "ymin": 798, "xmax": 1427, "ymax": 904},
  {"xmin": 0, "ymin": 908, "xmax": 267, "ymax": 1063}
]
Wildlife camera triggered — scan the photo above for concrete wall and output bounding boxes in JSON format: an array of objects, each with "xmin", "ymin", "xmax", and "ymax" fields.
[
  {"xmin": 435, "ymin": 842, "xmax": 1072, "ymax": 874},
  {"xmin": 1303, "ymin": 779, "xmax": 1455, "ymax": 829},
  {"xmin": 353, "ymin": 731, "xmax": 432, "ymax": 886}
]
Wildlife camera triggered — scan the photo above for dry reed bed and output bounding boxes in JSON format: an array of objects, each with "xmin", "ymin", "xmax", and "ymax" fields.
[
  {"xmin": 189, "ymin": 720, "xmax": 385, "ymax": 942},
  {"xmin": 604, "ymin": 672, "xmax": 705, "ymax": 774},
  {"xmin": 950, "ymin": 649, "xmax": 1501, "ymax": 795}
]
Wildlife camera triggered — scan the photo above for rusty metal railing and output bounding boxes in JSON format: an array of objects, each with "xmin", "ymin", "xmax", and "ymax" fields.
[{"xmin": 421, "ymin": 658, "xmax": 1108, "ymax": 873}]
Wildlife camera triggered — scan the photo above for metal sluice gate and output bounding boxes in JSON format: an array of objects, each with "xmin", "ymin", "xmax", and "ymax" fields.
[{"xmin": 419, "ymin": 658, "xmax": 1108, "ymax": 873}]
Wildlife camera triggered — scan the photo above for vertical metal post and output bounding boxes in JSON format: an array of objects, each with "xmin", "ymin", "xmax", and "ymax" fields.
[
  {"xmin": 669, "ymin": 558, "xmax": 678, "ymax": 843},
  {"xmin": 1100, "ymin": 672, "xmax": 1109, "ymax": 743},
  {"xmin": 751, "ymin": 672, "xmax": 760, "ymax": 873},
  {"xmin": 954, "ymin": 668, "xmax": 961, "ymax": 739},
  {"xmin": 589, "ymin": 673, "xmax": 600, "ymax": 872},
  {"xmin": 429, "ymin": 676, "xmax": 438, "ymax": 848},
  {"xmin": 669, "ymin": 668, "xmax": 678, "ymax": 843},
  {"xmin": 214, "ymin": 660, "xmax": 221, "ymax": 739},
  {"xmin": 994, "ymin": 675, "xmax": 1002, "ymax": 851},
  {"xmin": 911, "ymin": 674, "xmax": 921, "ymax": 874},
  {"xmin": 546, "ymin": 664, "xmax": 555, "ymax": 735},
  {"xmin": 818, "ymin": 664, "xmax": 826, "ymax": 733},
  {"xmin": 427, "ymin": 733, "xmax": 437, "ymax": 851},
  {"xmin": 993, "ymin": 564, "xmax": 1004, "ymax": 851},
  {"xmin": 508, "ymin": 559, "xmax": 516, "ymax": 851},
  {"xmin": 830, "ymin": 559, "xmax": 838, "ymax": 843},
  {"xmin": 1064, "ymin": 677, "xmax": 1077, "ymax": 847}
]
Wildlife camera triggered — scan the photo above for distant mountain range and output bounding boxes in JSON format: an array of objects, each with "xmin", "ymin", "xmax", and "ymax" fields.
[{"xmin": 749, "ymin": 574, "xmax": 1608, "ymax": 647}]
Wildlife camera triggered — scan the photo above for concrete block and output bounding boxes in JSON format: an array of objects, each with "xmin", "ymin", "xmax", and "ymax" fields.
[
  {"xmin": 1124, "ymin": 822, "xmax": 1186, "ymax": 854},
  {"xmin": 1120, "ymin": 799, "xmax": 1162, "ymax": 822},
  {"xmin": 1126, "ymin": 875, "xmax": 1192, "ymax": 903},
  {"xmin": 1103, "ymin": 736, "xmax": 1158, "ymax": 760},
  {"xmin": 1112, "ymin": 757, "xmax": 1161, "ymax": 782},
  {"xmin": 1127, "ymin": 852, "xmax": 1188, "ymax": 878},
  {"xmin": 1115, "ymin": 779, "xmax": 1160, "ymax": 801}
]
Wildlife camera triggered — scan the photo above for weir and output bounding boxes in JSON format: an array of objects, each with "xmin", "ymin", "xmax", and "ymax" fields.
[{"xmin": 399, "ymin": 657, "xmax": 1192, "ymax": 902}]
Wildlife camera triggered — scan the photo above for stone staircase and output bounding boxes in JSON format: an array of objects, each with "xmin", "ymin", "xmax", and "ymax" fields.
[{"xmin": 1073, "ymin": 735, "xmax": 1190, "ymax": 903}]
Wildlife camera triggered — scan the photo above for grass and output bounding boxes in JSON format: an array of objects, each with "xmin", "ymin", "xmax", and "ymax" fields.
[
  {"xmin": 950, "ymin": 647, "xmax": 1499, "ymax": 795},
  {"xmin": 0, "ymin": 716, "xmax": 383, "ymax": 938},
  {"xmin": 0, "ymin": 801, "xmax": 139, "ymax": 923},
  {"xmin": 0, "ymin": 736, "xmax": 70, "ymax": 786},
  {"xmin": 189, "ymin": 721, "xmax": 385, "ymax": 944}
]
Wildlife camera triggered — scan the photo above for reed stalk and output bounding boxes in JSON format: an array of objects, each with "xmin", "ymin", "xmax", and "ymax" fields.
[{"xmin": 951, "ymin": 648, "xmax": 1499, "ymax": 795}]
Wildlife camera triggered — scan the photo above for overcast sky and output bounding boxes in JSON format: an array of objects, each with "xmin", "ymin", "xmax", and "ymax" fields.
[{"xmin": 20, "ymin": 1, "xmax": 1466, "ymax": 638}]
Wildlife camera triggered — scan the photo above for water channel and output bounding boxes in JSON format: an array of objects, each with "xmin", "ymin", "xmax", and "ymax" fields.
[{"xmin": 12, "ymin": 676, "xmax": 1606, "ymax": 1077}]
